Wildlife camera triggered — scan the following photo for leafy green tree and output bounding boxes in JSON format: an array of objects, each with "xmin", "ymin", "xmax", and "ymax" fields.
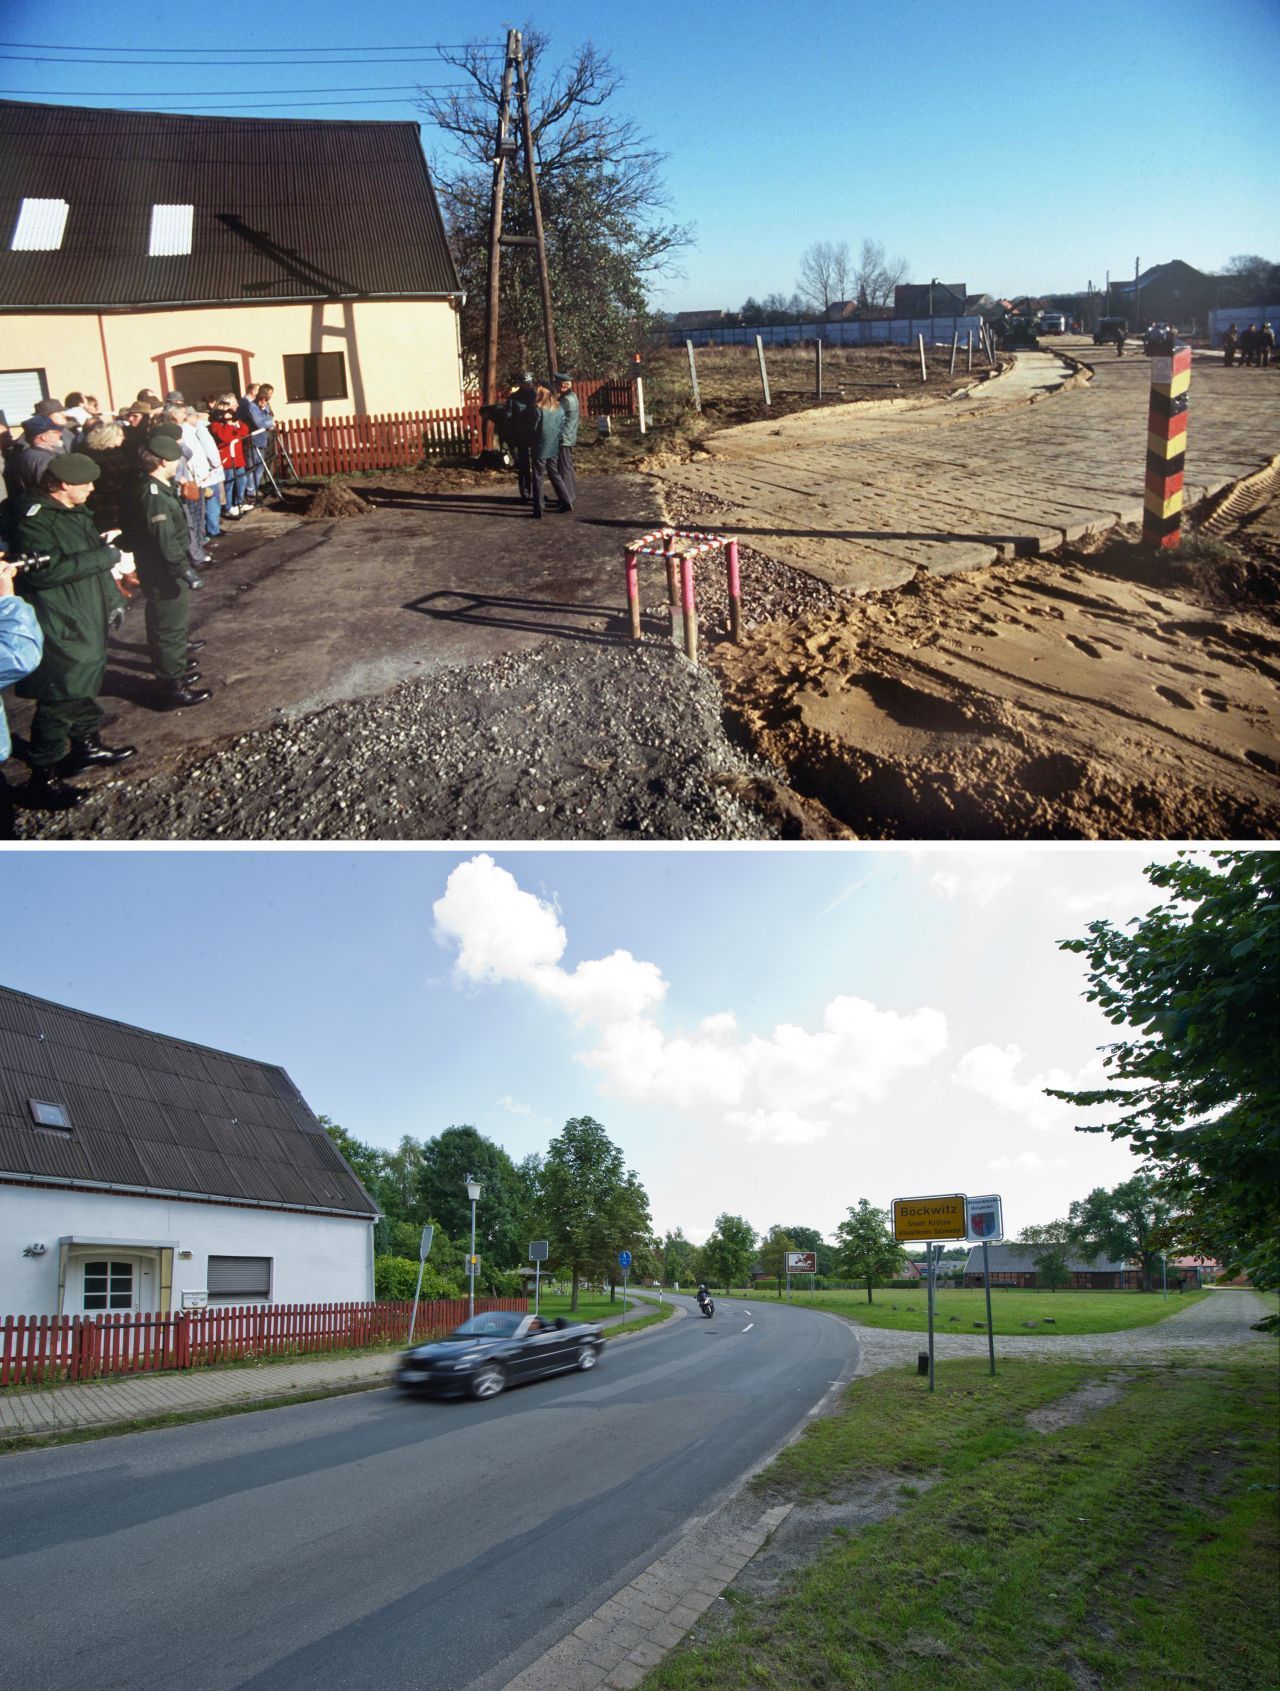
[
  {"xmin": 1068, "ymin": 1174, "xmax": 1179, "ymax": 1292},
  {"xmin": 757, "ymin": 1225, "xmax": 797, "ymax": 1296},
  {"xmin": 416, "ymin": 1125, "xmax": 526, "ymax": 1270},
  {"xmin": 420, "ymin": 29, "xmax": 691, "ymax": 379},
  {"xmin": 1032, "ymin": 1246, "xmax": 1072, "ymax": 1292},
  {"xmin": 833, "ymin": 1200, "xmax": 908, "ymax": 1303},
  {"xmin": 661, "ymin": 1228, "xmax": 697, "ymax": 1288},
  {"xmin": 779, "ymin": 1225, "xmax": 835, "ymax": 1278},
  {"xmin": 540, "ymin": 1116, "xmax": 651, "ymax": 1310},
  {"xmin": 701, "ymin": 1213, "xmax": 756, "ymax": 1291},
  {"xmin": 1049, "ymin": 851, "xmax": 1279, "ymax": 1298}
]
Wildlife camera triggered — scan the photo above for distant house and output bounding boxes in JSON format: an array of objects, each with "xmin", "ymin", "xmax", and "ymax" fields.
[
  {"xmin": 0, "ymin": 986, "xmax": 379, "ymax": 1317},
  {"xmin": 1105, "ymin": 259, "xmax": 1215, "ymax": 329},
  {"xmin": 0, "ymin": 100, "xmax": 465, "ymax": 425},
  {"xmin": 963, "ymin": 1245, "xmax": 1142, "ymax": 1289},
  {"xmin": 894, "ymin": 281, "xmax": 966, "ymax": 318}
]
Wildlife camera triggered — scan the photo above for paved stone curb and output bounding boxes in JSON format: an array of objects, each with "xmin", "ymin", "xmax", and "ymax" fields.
[{"xmin": 499, "ymin": 1498, "xmax": 794, "ymax": 1691}]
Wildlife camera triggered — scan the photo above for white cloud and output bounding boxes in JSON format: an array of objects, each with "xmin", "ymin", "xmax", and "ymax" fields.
[
  {"xmin": 912, "ymin": 848, "xmax": 1015, "ymax": 906},
  {"xmin": 988, "ymin": 1150, "xmax": 1069, "ymax": 1171},
  {"xmin": 952, "ymin": 1042, "xmax": 1105, "ymax": 1134},
  {"xmin": 434, "ymin": 856, "xmax": 950, "ymax": 1147}
]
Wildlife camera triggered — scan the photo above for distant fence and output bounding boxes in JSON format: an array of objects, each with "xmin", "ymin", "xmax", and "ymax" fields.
[
  {"xmin": 668, "ymin": 316, "xmax": 983, "ymax": 349},
  {"xmin": 274, "ymin": 378, "xmax": 636, "ymax": 477},
  {"xmin": 1207, "ymin": 304, "xmax": 1280, "ymax": 347},
  {"xmin": 0, "ymin": 1297, "xmax": 528, "ymax": 1387}
]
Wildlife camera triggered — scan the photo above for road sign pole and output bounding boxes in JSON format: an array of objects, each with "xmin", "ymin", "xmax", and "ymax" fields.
[
  {"xmin": 408, "ymin": 1259, "xmax": 426, "ymax": 1347},
  {"xmin": 983, "ymin": 1239, "xmax": 996, "ymax": 1376},
  {"xmin": 534, "ymin": 1258, "xmax": 540, "ymax": 1317},
  {"xmin": 622, "ymin": 1265, "xmax": 629, "ymax": 1315},
  {"xmin": 927, "ymin": 1241, "xmax": 936, "ymax": 1392}
]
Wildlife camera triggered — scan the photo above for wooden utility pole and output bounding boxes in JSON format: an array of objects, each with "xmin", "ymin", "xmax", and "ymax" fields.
[
  {"xmin": 515, "ymin": 32, "xmax": 558, "ymax": 379},
  {"xmin": 482, "ymin": 30, "xmax": 520, "ymax": 444},
  {"xmin": 481, "ymin": 30, "xmax": 558, "ymax": 443}
]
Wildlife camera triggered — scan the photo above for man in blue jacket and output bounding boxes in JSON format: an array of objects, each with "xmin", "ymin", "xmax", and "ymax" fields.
[{"xmin": 0, "ymin": 553, "xmax": 44, "ymax": 837}]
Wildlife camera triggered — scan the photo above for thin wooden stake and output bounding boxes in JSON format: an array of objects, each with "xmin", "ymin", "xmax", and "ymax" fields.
[
  {"xmin": 755, "ymin": 335, "xmax": 771, "ymax": 405},
  {"xmin": 685, "ymin": 340, "xmax": 701, "ymax": 412}
]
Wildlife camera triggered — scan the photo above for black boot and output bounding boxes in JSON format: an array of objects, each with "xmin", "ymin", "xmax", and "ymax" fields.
[
  {"xmin": 187, "ymin": 639, "xmax": 207, "ymax": 654},
  {"xmin": 59, "ymin": 733, "xmax": 137, "ymax": 775},
  {"xmin": 158, "ymin": 678, "xmax": 212, "ymax": 709},
  {"xmin": 24, "ymin": 768, "xmax": 85, "ymax": 809}
]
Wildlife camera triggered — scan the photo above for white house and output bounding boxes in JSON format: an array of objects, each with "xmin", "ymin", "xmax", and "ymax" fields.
[{"xmin": 0, "ymin": 985, "xmax": 379, "ymax": 1316}]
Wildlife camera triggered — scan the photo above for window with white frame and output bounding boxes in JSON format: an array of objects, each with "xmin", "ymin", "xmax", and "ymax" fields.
[
  {"xmin": 10, "ymin": 198, "xmax": 69, "ymax": 251},
  {"xmin": 84, "ymin": 1260, "xmax": 134, "ymax": 1312},
  {"xmin": 148, "ymin": 203, "xmax": 194, "ymax": 257}
]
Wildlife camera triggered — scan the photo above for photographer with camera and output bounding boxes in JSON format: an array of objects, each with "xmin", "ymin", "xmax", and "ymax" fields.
[
  {"xmin": 127, "ymin": 439, "xmax": 212, "ymax": 711},
  {"xmin": 0, "ymin": 552, "xmax": 43, "ymax": 837},
  {"xmin": 12, "ymin": 453, "xmax": 136, "ymax": 811}
]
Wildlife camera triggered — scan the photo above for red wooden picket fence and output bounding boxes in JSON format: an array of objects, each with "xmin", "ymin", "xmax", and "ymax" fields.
[
  {"xmin": 274, "ymin": 378, "xmax": 636, "ymax": 478},
  {"xmin": 0, "ymin": 1297, "xmax": 528, "ymax": 1388}
]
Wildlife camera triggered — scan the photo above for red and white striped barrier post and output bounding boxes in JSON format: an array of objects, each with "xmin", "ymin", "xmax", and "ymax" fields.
[
  {"xmin": 1144, "ymin": 343, "xmax": 1191, "ymax": 550},
  {"xmin": 623, "ymin": 528, "xmax": 741, "ymax": 664}
]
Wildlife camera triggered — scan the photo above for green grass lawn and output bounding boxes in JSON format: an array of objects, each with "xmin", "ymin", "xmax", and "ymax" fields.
[
  {"xmin": 726, "ymin": 1285, "xmax": 1212, "ymax": 1337},
  {"xmin": 534, "ymin": 1290, "xmax": 651, "ymax": 1322},
  {"xmin": 643, "ymin": 1359, "xmax": 1279, "ymax": 1690}
]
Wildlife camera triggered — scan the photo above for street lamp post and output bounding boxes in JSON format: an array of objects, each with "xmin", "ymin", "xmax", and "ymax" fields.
[{"xmin": 465, "ymin": 1174, "xmax": 482, "ymax": 1321}]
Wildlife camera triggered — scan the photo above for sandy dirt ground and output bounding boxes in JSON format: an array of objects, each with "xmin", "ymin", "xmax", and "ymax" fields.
[{"xmin": 708, "ymin": 499, "xmax": 1280, "ymax": 839}]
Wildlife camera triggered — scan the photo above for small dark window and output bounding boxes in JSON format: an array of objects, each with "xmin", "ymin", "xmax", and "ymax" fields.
[
  {"xmin": 282, "ymin": 352, "xmax": 347, "ymax": 404},
  {"xmin": 29, "ymin": 1099, "xmax": 70, "ymax": 1130},
  {"xmin": 84, "ymin": 1260, "xmax": 134, "ymax": 1311}
]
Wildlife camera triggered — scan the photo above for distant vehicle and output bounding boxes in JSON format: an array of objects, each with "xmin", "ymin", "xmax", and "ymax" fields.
[
  {"xmin": 1093, "ymin": 316, "xmax": 1128, "ymax": 344},
  {"xmin": 396, "ymin": 1310, "xmax": 604, "ymax": 1400},
  {"xmin": 1040, "ymin": 312, "xmax": 1067, "ymax": 334}
]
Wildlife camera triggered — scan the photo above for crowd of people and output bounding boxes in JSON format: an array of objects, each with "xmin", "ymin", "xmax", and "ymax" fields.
[
  {"xmin": 487, "ymin": 370, "xmax": 580, "ymax": 518},
  {"xmin": 0, "ymin": 380, "xmax": 278, "ymax": 832},
  {"xmin": 1220, "ymin": 323, "xmax": 1276, "ymax": 368}
]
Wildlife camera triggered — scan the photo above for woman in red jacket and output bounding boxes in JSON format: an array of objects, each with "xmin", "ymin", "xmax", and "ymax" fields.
[{"xmin": 208, "ymin": 394, "xmax": 250, "ymax": 517}]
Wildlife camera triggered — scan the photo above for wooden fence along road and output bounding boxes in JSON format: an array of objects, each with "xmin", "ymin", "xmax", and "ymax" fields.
[
  {"xmin": 275, "ymin": 379, "xmax": 636, "ymax": 478},
  {"xmin": 0, "ymin": 1298, "xmax": 529, "ymax": 1387}
]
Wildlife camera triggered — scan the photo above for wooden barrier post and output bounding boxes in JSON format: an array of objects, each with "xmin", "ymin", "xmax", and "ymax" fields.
[
  {"xmin": 625, "ymin": 548, "xmax": 641, "ymax": 639},
  {"xmin": 918, "ymin": 333, "xmax": 927, "ymax": 382},
  {"xmin": 679, "ymin": 552, "xmax": 698, "ymax": 663},
  {"xmin": 815, "ymin": 338, "xmax": 823, "ymax": 399},
  {"xmin": 726, "ymin": 540, "xmax": 742, "ymax": 643},
  {"xmin": 967, "ymin": 328, "xmax": 974, "ymax": 371},
  {"xmin": 755, "ymin": 334, "xmax": 771, "ymax": 405},
  {"xmin": 686, "ymin": 340, "xmax": 702, "ymax": 412},
  {"xmin": 663, "ymin": 531, "xmax": 679, "ymax": 628},
  {"xmin": 949, "ymin": 330, "xmax": 959, "ymax": 374},
  {"xmin": 1143, "ymin": 343, "xmax": 1191, "ymax": 550}
]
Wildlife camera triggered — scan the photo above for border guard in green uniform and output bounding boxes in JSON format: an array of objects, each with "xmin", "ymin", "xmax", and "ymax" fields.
[
  {"xmin": 128, "ymin": 439, "xmax": 212, "ymax": 710},
  {"xmin": 13, "ymin": 452, "xmax": 136, "ymax": 811}
]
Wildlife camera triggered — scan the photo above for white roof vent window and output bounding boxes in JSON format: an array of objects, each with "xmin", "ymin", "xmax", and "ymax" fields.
[
  {"xmin": 11, "ymin": 197, "xmax": 70, "ymax": 251},
  {"xmin": 148, "ymin": 203, "xmax": 194, "ymax": 257}
]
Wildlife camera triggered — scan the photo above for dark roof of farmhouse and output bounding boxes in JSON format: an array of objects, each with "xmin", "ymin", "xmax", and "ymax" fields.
[
  {"xmin": 0, "ymin": 100, "xmax": 460, "ymax": 309},
  {"xmin": 963, "ymin": 1245, "xmax": 1131, "ymax": 1274},
  {"xmin": 0, "ymin": 985, "xmax": 378, "ymax": 1218}
]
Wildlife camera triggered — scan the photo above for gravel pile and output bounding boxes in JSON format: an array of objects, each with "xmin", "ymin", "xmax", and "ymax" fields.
[
  {"xmin": 17, "ymin": 641, "xmax": 791, "ymax": 841},
  {"xmin": 661, "ymin": 484, "xmax": 845, "ymax": 628}
]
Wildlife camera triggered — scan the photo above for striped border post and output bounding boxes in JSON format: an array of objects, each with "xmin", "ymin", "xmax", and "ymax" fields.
[
  {"xmin": 625, "ymin": 548, "xmax": 641, "ymax": 639},
  {"xmin": 1144, "ymin": 344, "xmax": 1191, "ymax": 549},
  {"xmin": 680, "ymin": 554, "xmax": 698, "ymax": 662},
  {"xmin": 726, "ymin": 540, "xmax": 742, "ymax": 643},
  {"xmin": 623, "ymin": 527, "xmax": 739, "ymax": 664}
]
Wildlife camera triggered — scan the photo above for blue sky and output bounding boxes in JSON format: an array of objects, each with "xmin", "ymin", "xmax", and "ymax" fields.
[
  {"xmin": 4, "ymin": 0, "xmax": 1276, "ymax": 310},
  {"xmin": 3, "ymin": 845, "xmax": 1188, "ymax": 1245}
]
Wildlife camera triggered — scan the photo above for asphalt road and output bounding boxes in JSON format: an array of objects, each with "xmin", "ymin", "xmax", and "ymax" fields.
[{"xmin": 2, "ymin": 1296, "xmax": 856, "ymax": 1691}]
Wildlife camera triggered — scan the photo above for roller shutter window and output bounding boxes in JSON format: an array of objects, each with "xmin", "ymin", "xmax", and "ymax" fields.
[
  {"xmin": 0, "ymin": 370, "xmax": 48, "ymax": 427},
  {"xmin": 207, "ymin": 1255, "xmax": 272, "ymax": 1300}
]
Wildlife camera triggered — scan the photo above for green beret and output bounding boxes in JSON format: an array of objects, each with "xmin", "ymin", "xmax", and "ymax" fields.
[
  {"xmin": 149, "ymin": 438, "xmax": 183, "ymax": 463},
  {"xmin": 52, "ymin": 452, "xmax": 101, "ymax": 485},
  {"xmin": 149, "ymin": 424, "xmax": 182, "ymax": 444}
]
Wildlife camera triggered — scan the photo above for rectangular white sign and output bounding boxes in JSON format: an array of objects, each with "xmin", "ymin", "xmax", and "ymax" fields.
[{"xmin": 966, "ymin": 1194, "xmax": 1004, "ymax": 1242}]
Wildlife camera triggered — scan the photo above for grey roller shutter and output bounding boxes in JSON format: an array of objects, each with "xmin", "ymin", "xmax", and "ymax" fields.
[{"xmin": 207, "ymin": 1255, "xmax": 272, "ymax": 1297}]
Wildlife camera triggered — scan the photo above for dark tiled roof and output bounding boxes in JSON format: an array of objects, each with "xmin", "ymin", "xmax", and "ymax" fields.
[
  {"xmin": 0, "ymin": 985, "xmax": 378, "ymax": 1217},
  {"xmin": 963, "ymin": 1245, "xmax": 1131, "ymax": 1274},
  {"xmin": 0, "ymin": 101, "xmax": 460, "ymax": 309}
]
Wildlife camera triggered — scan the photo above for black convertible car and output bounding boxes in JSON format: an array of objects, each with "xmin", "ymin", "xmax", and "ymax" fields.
[{"xmin": 396, "ymin": 1310, "xmax": 605, "ymax": 1400}]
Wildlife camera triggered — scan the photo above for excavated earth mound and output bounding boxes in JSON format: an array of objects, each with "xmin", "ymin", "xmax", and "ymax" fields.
[{"xmin": 710, "ymin": 540, "xmax": 1280, "ymax": 840}]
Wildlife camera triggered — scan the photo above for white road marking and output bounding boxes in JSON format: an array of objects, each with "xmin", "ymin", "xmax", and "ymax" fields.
[{"xmin": 742, "ymin": 1323, "xmax": 754, "ymax": 1333}]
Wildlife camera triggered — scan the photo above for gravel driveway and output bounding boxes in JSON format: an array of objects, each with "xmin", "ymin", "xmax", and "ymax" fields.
[{"xmin": 843, "ymin": 1288, "xmax": 1276, "ymax": 1379}]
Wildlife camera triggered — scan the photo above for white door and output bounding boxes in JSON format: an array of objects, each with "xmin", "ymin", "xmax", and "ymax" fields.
[{"xmin": 80, "ymin": 1256, "xmax": 143, "ymax": 1315}]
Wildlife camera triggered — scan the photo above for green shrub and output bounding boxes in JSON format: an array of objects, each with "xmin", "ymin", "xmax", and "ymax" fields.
[{"xmin": 374, "ymin": 1255, "xmax": 463, "ymax": 1301}]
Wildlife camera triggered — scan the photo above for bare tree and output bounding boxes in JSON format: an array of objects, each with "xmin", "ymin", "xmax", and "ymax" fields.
[
  {"xmin": 418, "ymin": 29, "xmax": 692, "ymax": 375},
  {"xmin": 853, "ymin": 238, "xmax": 910, "ymax": 308},
  {"xmin": 796, "ymin": 240, "xmax": 851, "ymax": 318}
]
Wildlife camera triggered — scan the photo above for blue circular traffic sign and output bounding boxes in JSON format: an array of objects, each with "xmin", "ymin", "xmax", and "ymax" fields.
[{"xmin": 618, "ymin": 1250, "xmax": 632, "ymax": 1268}]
